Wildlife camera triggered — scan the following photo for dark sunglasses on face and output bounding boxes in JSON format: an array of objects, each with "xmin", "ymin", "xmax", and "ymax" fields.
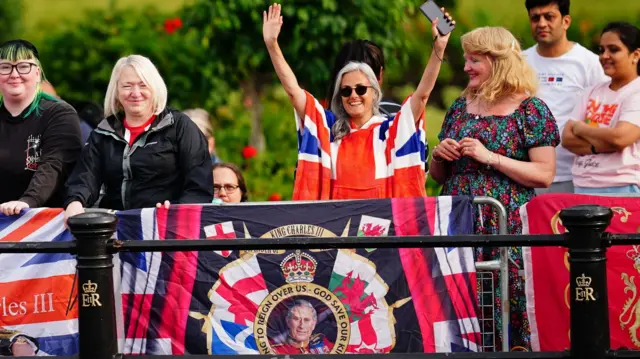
[{"xmin": 339, "ymin": 85, "xmax": 373, "ymax": 98}]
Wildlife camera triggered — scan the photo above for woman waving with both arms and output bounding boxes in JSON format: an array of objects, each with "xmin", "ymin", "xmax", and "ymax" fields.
[{"xmin": 263, "ymin": 3, "xmax": 454, "ymax": 200}]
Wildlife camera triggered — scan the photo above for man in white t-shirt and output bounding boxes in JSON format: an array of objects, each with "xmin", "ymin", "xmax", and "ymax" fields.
[{"xmin": 523, "ymin": 0, "xmax": 607, "ymax": 194}]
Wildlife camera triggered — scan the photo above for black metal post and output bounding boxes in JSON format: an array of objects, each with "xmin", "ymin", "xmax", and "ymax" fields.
[
  {"xmin": 560, "ymin": 205, "xmax": 613, "ymax": 359},
  {"xmin": 68, "ymin": 212, "xmax": 118, "ymax": 359}
]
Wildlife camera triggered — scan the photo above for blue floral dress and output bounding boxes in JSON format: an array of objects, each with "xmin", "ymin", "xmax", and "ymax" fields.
[{"xmin": 437, "ymin": 96, "xmax": 560, "ymax": 351}]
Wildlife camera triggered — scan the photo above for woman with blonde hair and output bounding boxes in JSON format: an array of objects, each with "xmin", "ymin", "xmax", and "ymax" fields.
[
  {"xmin": 429, "ymin": 26, "xmax": 560, "ymax": 350},
  {"xmin": 64, "ymin": 55, "xmax": 212, "ymax": 218}
]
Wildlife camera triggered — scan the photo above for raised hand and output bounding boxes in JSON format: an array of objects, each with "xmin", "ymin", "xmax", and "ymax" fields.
[
  {"xmin": 431, "ymin": 8, "xmax": 455, "ymax": 54},
  {"xmin": 263, "ymin": 3, "xmax": 283, "ymax": 46}
]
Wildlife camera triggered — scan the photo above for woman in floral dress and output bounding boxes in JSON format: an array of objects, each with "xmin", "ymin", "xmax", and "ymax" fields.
[{"xmin": 430, "ymin": 27, "xmax": 560, "ymax": 351}]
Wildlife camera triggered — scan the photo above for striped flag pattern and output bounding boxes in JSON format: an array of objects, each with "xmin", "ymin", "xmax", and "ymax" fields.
[
  {"xmin": 392, "ymin": 196, "xmax": 480, "ymax": 352},
  {"xmin": 0, "ymin": 208, "xmax": 78, "ymax": 356},
  {"xmin": 293, "ymin": 90, "xmax": 427, "ymax": 200},
  {"xmin": 0, "ymin": 196, "xmax": 479, "ymax": 355}
]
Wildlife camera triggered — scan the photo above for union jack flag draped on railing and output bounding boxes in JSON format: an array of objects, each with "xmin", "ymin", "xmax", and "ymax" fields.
[
  {"xmin": 0, "ymin": 208, "xmax": 78, "ymax": 356},
  {"xmin": 0, "ymin": 196, "xmax": 480, "ymax": 355}
]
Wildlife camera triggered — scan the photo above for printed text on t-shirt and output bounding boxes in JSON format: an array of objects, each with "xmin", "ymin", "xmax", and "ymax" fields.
[
  {"xmin": 575, "ymin": 156, "xmax": 600, "ymax": 169},
  {"xmin": 584, "ymin": 98, "xmax": 618, "ymax": 126}
]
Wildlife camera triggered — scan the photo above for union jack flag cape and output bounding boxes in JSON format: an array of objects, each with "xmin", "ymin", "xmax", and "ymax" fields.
[{"xmin": 293, "ymin": 91, "xmax": 427, "ymax": 200}]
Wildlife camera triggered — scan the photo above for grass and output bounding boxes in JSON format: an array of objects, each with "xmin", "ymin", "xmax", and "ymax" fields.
[
  {"xmin": 459, "ymin": 0, "xmax": 640, "ymax": 27},
  {"xmin": 19, "ymin": 0, "xmax": 192, "ymax": 40}
]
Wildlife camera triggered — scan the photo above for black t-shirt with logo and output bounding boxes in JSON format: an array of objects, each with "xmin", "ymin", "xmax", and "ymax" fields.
[{"xmin": 0, "ymin": 97, "xmax": 82, "ymax": 208}]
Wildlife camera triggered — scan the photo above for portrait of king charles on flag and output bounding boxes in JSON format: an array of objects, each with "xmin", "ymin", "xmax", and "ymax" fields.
[{"xmin": 268, "ymin": 299, "xmax": 335, "ymax": 354}]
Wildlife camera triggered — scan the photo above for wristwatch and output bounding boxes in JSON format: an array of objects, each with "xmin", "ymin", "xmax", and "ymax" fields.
[{"xmin": 591, "ymin": 144, "xmax": 599, "ymax": 154}]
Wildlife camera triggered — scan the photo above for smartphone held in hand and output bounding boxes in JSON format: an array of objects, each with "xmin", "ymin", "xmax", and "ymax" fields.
[{"xmin": 420, "ymin": 0, "xmax": 455, "ymax": 36}]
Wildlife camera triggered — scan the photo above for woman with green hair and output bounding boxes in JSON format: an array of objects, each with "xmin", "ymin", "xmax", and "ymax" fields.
[{"xmin": 0, "ymin": 39, "xmax": 82, "ymax": 215}]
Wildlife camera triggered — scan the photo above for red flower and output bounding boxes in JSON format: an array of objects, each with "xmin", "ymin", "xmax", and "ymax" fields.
[
  {"xmin": 268, "ymin": 193, "xmax": 282, "ymax": 201},
  {"xmin": 163, "ymin": 18, "xmax": 183, "ymax": 34},
  {"xmin": 243, "ymin": 96, "xmax": 254, "ymax": 109},
  {"xmin": 242, "ymin": 145, "xmax": 258, "ymax": 159}
]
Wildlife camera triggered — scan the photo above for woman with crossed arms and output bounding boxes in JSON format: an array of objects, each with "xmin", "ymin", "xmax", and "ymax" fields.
[{"xmin": 562, "ymin": 22, "xmax": 640, "ymax": 194}]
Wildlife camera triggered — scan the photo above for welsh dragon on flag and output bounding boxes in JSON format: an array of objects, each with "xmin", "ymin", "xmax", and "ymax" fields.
[{"xmin": 116, "ymin": 196, "xmax": 480, "ymax": 354}]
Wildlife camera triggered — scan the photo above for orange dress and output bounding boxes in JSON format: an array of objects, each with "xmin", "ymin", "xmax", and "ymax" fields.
[{"xmin": 293, "ymin": 91, "xmax": 426, "ymax": 200}]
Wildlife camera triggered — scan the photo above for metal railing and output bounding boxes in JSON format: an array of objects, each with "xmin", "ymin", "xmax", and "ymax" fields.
[
  {"xmin": 1, "ymin": 203, "xmax": 638, "ymax": 359},
  {"xmin": 83, "ymin": 196, "xmax": 511, "ymax": 352},
  {"xmin": 471, "ymin": 196, "xmax": 509, "ymax": 353}
]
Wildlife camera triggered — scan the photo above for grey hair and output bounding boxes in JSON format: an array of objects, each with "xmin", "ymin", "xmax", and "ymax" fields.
[
  {"xmin": 104, "ymin": 55, "xmax": 167, "ymax": 118},
  {"xmin": 183, "ymin": 108, "xmax": 212, "ymax": 137},
  {"xmin": 286, "ymin": 299, "xmax": 317, "ymax": 321},
  {"xmin": 329, "ymin": 61, "xmax": 382, "ymax": 140}
]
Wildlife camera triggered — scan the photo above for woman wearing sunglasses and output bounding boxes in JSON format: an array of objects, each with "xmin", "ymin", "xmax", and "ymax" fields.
[
  {"xmin": 0, "ymin": 40, "xmax": 82, "ymax": 216},
  {"xmin": 263, "ymin": 3, "xmax": 453, "ymax": 200}
]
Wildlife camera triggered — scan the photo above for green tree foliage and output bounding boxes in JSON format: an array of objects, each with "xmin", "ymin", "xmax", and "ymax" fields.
[
  {"xmin": 0, "ymin": 0, "xmax": 24, "ymax": 44},
  {"xmin": 181, "ymin": 0, "xmax": 428, "ymax": 150},
  {"xmin": 184, "ymin": 0, "xmax": 431, "ymax": 96},
  {"xmin": 40, "ymin": 7, "xmax": 229, "ymax": 111}
]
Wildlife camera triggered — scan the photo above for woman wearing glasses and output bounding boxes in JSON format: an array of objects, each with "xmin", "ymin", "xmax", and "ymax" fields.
[
  {"xmin": 0, "ymin": 40, "xmax": 82, "ymax": 215},
  {"xmin": 64, "ymin": 55, "xmax": 213, "ymax": 219},
  {"xmin": 213, "ymin": 163, "xmax": 248, "ymax": 203},
  {"xmin": 263, "ymin": 3, "xmax": 454, "ymax": 200}
]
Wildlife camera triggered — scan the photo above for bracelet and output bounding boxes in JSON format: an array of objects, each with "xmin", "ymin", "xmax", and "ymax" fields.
[
  {"xmin": 432, "ymin": 36, "xmax": 446, "ymax": 63},
  {"xmin": 486, "ymin": 152, "xmax": 494, "ymax": 168},
  {"xmin": 431, "ymin": 145, "xmax": 444, "ymax": 163}
]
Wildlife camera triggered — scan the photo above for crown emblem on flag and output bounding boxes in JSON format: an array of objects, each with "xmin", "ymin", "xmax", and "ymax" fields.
[
  {"xmin": 576, "ymin": 274, "xmax": 591, "ymax": 288},
  {"xmin": 280, "ymin": 250, "xmax": 317, "ymax": 283},
  {"xmin": 627, "ymin": 245, "xmax": 640, "ymax": 263},
  {"xmin": 82, "ymin": 280, "xmax": 98, "ymax": 293}
]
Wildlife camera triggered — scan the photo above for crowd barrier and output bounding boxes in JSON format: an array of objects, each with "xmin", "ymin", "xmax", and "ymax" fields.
[{"xmin": 1, "ymin": 203, "xmax": 639, "ymax": 359}]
